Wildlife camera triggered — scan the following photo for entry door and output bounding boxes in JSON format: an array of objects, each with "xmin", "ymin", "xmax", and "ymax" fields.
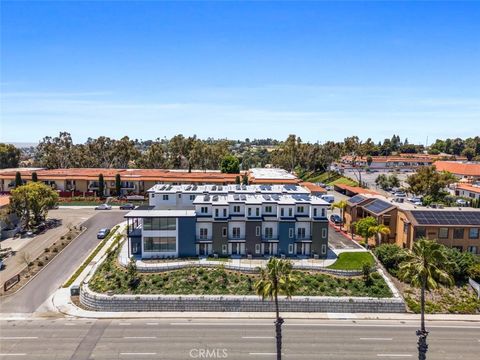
[{"xmin": 231, "ymin": 243, "xmax": 239, "ymax": 255}]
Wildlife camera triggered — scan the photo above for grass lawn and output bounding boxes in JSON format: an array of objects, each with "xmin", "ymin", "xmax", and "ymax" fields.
[
  {"xmin": 89, "ymin": 251, "xmax": 391, "ymax": 298},
  {"xmin": 329, "ymin": 177, "xmax": 358, "ymax": 187},
  {"xmin": 328, "ymin": 252, "xmax": 375, "ymax": 270}
]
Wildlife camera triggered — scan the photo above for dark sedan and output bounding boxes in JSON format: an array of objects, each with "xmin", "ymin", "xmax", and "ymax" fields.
[
  {"xmin": 119, "ymin": 203, "xmax": 136, "ymax": 210},
  {"xmin": 330, "ymin": 214, "xmax": 343, "ymax": 225}
]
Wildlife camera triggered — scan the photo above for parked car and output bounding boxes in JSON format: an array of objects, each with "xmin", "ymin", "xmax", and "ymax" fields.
[
  {"xmin": 97, "ymin": 228, "xmax": 110, "ymax": 239},
  {"xmin": 456, "ymin": 198, "xmax": 468, "ymax": 206},
  {"xmin": 95, "ymin": 204, "xmax": 112, "ymax": 210},
  {"xmin": 325, "ymin": 185, "xmax": 333, "ymax": 191},
  {"xmin": 120, "ymin": 203, "xmax": 136, "ymax": 210},
  {"xmin": 330, "ymin": 214, "xmax": 343, "ymax": 225},
  {"xmin": 393, "ymin": 192, "xmax": 406, "ymax": 198}
]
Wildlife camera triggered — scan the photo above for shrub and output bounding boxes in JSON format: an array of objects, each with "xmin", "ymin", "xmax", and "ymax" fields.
[
  {"xmin": 44, "ymin": 248, "xmax": 50, "ymax": 253},
  {"xmin": 443, "ymin": 247, "xmax": 478, "ymax": 282},
  {"xmin": 52, "ymin": 247, "xmax": 58, "ymax": 253},
  {"xmin": 37, "ymin": 261, "xmax": 44, "ymax": 266},
  {"xmin": 362, "ymin": 263, "xmax": 373, "ymax": 286},
  {"xmin": 374, "ymin": 244, "xmax": 406, "ymax": 274},
  {"xmin": 468, "ymin": 263, "xmax": 480, "ymax": 283}
]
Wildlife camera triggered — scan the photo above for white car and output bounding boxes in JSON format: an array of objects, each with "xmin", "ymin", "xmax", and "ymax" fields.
[
  {"xmin": 95, "ymin": 204, "xmax": 112, "ymax": 210},
  {"xmin": 456, "ymin": 199, "xmax": 468, "ymax": 206}
]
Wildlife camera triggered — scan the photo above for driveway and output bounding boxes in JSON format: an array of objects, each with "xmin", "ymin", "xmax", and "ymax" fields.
[
  {"xmin": 0, "ymin": 211, "xmax": 126, "ymax": 313},
  {"xmin": 0, "ymin": 208, "xmax": 96, "ymax": 283},
  {"xmin": 328, "ymin": 223, "xmax": 362, "ymax": 251}
]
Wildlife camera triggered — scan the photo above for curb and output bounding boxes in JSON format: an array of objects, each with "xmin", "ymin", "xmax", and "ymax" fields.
[{"xmin": 0, "ymin": 226, "xmax": 87, "ymax": 298}]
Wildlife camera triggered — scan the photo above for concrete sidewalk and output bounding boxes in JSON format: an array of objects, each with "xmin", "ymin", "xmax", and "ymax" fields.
[{"xmin": 47, "ymin": 288, "xmax": 480, "ymax": 321}]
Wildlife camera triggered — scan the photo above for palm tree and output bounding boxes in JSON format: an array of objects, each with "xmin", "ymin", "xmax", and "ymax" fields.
[
  {"xmin": 331, "ymin": 200, "xmax": 347, "ymax": 229},
  {"xmin": 254, "ymin": 258, "xmax": 298, "ymax": 360},
  {"xmin": 398, "ymin": 239, "xmax": 453, "ymax": 360},
  {"xmin": 370, "ymin": 224, "xmax": 391, "ymax": 246}
]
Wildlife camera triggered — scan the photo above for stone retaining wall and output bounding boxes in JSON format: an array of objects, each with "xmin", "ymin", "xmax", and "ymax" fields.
[{"xmin": 80, "ymin": 283, "xmax": 405, "ymax": 313}]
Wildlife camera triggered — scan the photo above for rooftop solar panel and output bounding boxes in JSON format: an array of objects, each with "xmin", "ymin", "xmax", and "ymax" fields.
[
  {"xmin": 363, "ymin": 199, "xmax": 394, "ymax": 215},
  {"xmin": 348, "ymin": 195, "xmax": 367, "ymax": 204},
  {"xmin": 411, "ymin": 211, "xmax": 480, "ymax": 226}
]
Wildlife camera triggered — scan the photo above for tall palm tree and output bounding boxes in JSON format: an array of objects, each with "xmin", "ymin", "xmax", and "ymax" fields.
[
  {"xmin": 331, "ymin": 200, "xmax": 347, "ymax": 229},
  {"xmin": 254, "ymin": 258, "xmax": 298, "ymax": 360},
  {"xmin": 398, "ymin": 238, "xmax": 453, "ymax": 360}
]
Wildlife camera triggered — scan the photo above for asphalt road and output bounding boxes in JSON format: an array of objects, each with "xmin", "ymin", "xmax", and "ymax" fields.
[
  {"xmin": 0, "ymin": 318, "xmax": 478, "ymax": 359},
  {"xmin": 0, "ymin": 211, "xmax": 126, "ymax": 313}
]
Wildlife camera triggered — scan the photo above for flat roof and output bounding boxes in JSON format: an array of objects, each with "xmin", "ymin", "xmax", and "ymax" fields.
[{"xmin": 124, "ymin": 209, "xmax": 196, "ymax": 218}]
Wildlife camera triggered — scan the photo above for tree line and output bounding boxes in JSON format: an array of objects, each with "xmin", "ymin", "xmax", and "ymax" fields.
[{"xmin": 1, "ymin": 132, "xmax": 478, "ymax": 171}]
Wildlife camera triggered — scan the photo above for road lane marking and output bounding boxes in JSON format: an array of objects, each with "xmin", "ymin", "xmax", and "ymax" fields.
[
  {"xmin": 0, "ymin": 354, "xmax": 27, "ymax": 357},
  {"xmin": 377, "ymin": 355, "xmax": 412, "ymax": 358},
  {"xmin": 120, "ymin": 353, "xmax": 156, "ymax": 356},
  {"xmin": 242, "ymin": 336, "xmax": 275, "ymax": 339},
  {"xmin": 249, "ymin": 353, "xmax": 277, "ymax": 356},
  {"xmin": 171, "ymin": 322, "xmax": 271, "ymax": 326},
  {"xmin": 119, "ymin": 323, "xmax": 131, "ymax": 326},
  {"xmin": 360, "ymin": 338, "xmax": 393, "ymax": 341},
  {"xmin": 123, "ymin": 336, "xmax": 157, "ymax": 339},
  {"xmin": 146, "ymin": 323, "xmax": 159, "ymax": 326},
  {"xmin": 0, "ymin": 337, "xmax": 38, "ymax": 340},
  {"xmin": 64, "ymin": 323, "xmax": 76, "ymax": 326}
]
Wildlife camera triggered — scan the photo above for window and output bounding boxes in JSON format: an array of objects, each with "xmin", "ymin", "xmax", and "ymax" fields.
[
  {"xmin": 438, "ymin": 227, "xmax": 449, "ymax": 239},
  {"xmin": 162, "ymin": 194, "xmax": 169, "ymax": 201},
  {"xmin": 248, "ymin": 208, "xmax": 252, "ymax": 216},
  {"xmin": 469, "ymin": 228, "xmax": 479, "ymax": 239},
  {"xmin": 215, "ymin": 209, "xmax": 219, "ymax": 217},
  {"xmin": 468, "ymin": 246, "xmax": 478, "ymax": 254},
  {"xmin": 199, "ymin": 228, "xmax": 208, "ymax": 240},
  {"xmin": 201, "ymin": 206, "xmax": 208, "ymax": 214},
  {"xmin": 264, "ymin": 227, "xmax": 273, "ymax": 239},
  {"xmin": 256, "ymin": 208, "xmax": 260, "ymax": 217},
  {"xmin": 297, "ymin": 228, "xmax": 306, "ymax": 239},
  {"xmin": 151, "ymin": 194, "xmax": 155, "ymax": 198},
  {"xmin": 288, "ymin": 208, "xmax": 293, "ymax": 217},
  {"xmin": 143, "ymin": 218, "xmax": 176, "ymax": 231},
  {"xmin": 223, "ymin": 209, "xmax": 227, "ymax": 217},
  {"xmin": 453, "ymin": 228, "xmax": 465, "ymax": 240},
  {"xmin": 415, "ymin": 227, "xmax": 426, "ymax": 239},
  {"xmin": 222, "ymin": 227, "xmax": 227, "ymax": 237},
  {"xmin": 265, "ymin": 206, "xmax": 272, "ymax": 213},
  {"xmin": 178, "ymin": 194, "xmax": 181, "ymax": 198},
  {"xmin": 232, "ymin": 227, "xmax": 241, "ymax": 239},
  {"xmin": 281, "ymin": 208, "xmax": 285, "ymax": 216},
  {"xmin": 190, "ymin": 195, "xmax": 195, "ymax": 201},
  {"xmin": 322, "ymin": 228, "xmax": 327, "ymax": 238},
  {"xmin": 288, "ymin": 244, "xmax": 294, "ymax": 254},
  {"xmin": 297, "ymin": 206, "xmax": 304, "ymax": 213},
  {"xmin": 383, "ymin": 217, "xmax": 391, "ymax": 226},
  {"xmin": 321, "ymin": 244, "xmax": 327, "ymax": 254},
  {"xmin": 143, "ymin": 237, "xmax": 176, "ymax": 252},
  {"xmin": 233, "ymin": 205, "xmax": 241, "ymax": 213},
  {"xmin": 288, "ymin": 228, "xmax": 294, "ymax": 238},
  {"xmin": 255, "ymin": 244, "xmax": 261, "ymax": 254},
  {"xmin": 222, "ymin": 244, "xmax": 227, "ymax": 254},
  {"xmin": 321, "ymin": 208, "xmax": 326, "ymax": 217},
  {"xmin": 313, "ymin": 208, "xmax": 317, "ymax": 217}
]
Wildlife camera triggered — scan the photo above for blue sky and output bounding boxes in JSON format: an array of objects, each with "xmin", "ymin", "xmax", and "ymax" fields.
[{"xmin": 1, "ymin": 1, "xmax": 479, "ymax": 144}]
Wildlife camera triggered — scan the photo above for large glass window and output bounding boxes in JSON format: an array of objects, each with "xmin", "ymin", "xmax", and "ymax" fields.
[
  {"xmin": 143, "ymin": 237, "xmax": 176, "ymax": 252},
  {"xmin": 143, "ymin": 218, "xmax": 176, "ymax": 231},
  {"xmin": 297, "ymin": 228, "xmax": 306, "ymax": 239},
  {"xmin": 264, "ymin": 227, "xmax": 273, "ymax": 239},
  {"xmin": 453, "ymin": 228, "xmax": 465, "ymax": 240},
  {"xmin": 469, "ymin": 228, "xmax": 479, "ymax": 239},
  {"xmin": 232, "ymin": 227, "xmax": 241, "ymax": 238},
  {"xmin": 438, "ymin": 227, "xmax": 449, "ymax": 239}
]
